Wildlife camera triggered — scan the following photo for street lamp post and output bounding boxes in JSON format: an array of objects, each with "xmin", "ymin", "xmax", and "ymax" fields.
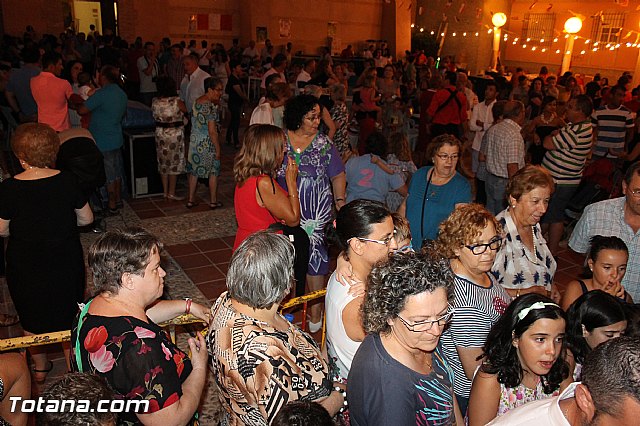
[
  {"xmin": 561, "ymin": 17, "xmax": 583, "ymax": 75},
  {"xmin": 491, "ymin": 12, "xmax": 507, "ymax": 70}
]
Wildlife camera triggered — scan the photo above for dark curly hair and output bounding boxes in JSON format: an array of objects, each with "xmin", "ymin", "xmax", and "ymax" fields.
[
  {"xmin": 283, "ymin": 94, "xmax": 319, "ymax": 131},
  {"xmin": 480, "ymin": 293, "xmax": 569, "ymax": 394},
  {"xmin": 362, "ymin": 250, "xmax": 454, "ymax": 335},
  {"xmin": 566, "ymin": 290, "xmax": 626, "ymax": 364}
]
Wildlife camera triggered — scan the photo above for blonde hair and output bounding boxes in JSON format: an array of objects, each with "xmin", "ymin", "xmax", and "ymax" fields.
[
  {"xmin": 233, "ymin": 124, "xmax": 286, "ymax": 184},
  {"xmin": 387, "ymin": 132, "xmax": 412, "ymax": 162}
]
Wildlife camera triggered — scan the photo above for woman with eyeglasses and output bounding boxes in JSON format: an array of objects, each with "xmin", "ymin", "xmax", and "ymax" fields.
[
  {"xmin": 399, "ymin": 134, "xmax": 471, "ymax": 248},
  {"xmin": 347, "ymin": 250, "xmax": 463, "ymax": 425},
  {"xmin": 436, "ymin": 204, "xmax": 512, "ymax": 416},
  {"xmin": 467, "ymin": 294, "xmax": 571, "ymax": 425},
  {"xmin": 324, "ymin": 199, "xmax": 397, "ymax": 388},
  {"xmin": 492, "ymin": 165, "xmax": 557, "ymax": 299},
  {"xmin": 277, "ymin": 94, "xmax": 346, "ymax": 332}
]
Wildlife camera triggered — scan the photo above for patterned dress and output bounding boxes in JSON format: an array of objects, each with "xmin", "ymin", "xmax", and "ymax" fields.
[
  {"xmin": 152, "ymin": 96, "xmax": 185, "ymax": 175},
  {"xmin": 207, "ymin": 293, "xmax": 332, "ymax": 426},
  {"xmin": 276, "ymin": 132, "xmax": 345, "ymax": 276},
  {"xmin": 187, "ymin": 100, "xmax": 221, "ymax": 178},
  {"xmin": 71, "ymin": 307, "xmax": 197, "ymax": 425},
  {"xmin": 497, "ymin": 379, "xmax": 559, "ymax": 416},
  {"xmin": 330, "ymin": 102, "xmax": 351, "ymax": 157}
]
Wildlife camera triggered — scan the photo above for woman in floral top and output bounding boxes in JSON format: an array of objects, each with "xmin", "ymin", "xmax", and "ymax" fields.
[
  {"xmin": 207, "ymin": 232, "xmax": 346, "ymax": 425},
  {"xmin": 467, "ymin": 294, "xmax": 571, "ymax": 425},
  {"xmin": 71, "ymin": 227, "xmax": 211, "ymax": 425}
]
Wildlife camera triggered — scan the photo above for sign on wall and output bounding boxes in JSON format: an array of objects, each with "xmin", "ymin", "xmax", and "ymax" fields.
[
  {"xmin": 279, "ymin": 18, "xmax": 291, "ymax": 38},
  {"xmin": 256, "ymin": 26, "xmax": 268, "ymax": 43},
  {"xmin": 190, "ymin": 13, "xmax": 233, "ymax": 32}
]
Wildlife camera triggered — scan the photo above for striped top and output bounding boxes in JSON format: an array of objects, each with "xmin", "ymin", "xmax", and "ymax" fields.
[
  {"xmin": 440, "ymin": 273, "xmax": 511, "ymax": 398},
  {"xmin": 591, "ymin": 105, "xmax": 634, "ymax": 158},
  {"xmin": 541, "ymin": 121, "xmax": 593, "ymax": 185}
]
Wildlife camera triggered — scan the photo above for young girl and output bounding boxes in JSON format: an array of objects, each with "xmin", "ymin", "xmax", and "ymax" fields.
[
  {"xmin": 566, "ymin": 290, "xmax": 627, "ymax": 380},
  {"xmin": 562, "ymin": 236, "xmax": 633, "ymax": 310},
  {"xmin": 385, "ymin": 132, "xmax": 416, "ymax": 212},
  {"xmin": 360, "ymin": 74, "xmax": 382, "ymax": 125},
  {"xmin": 467, "ymin": 294, "xmax": 570, "ymax": 425}
]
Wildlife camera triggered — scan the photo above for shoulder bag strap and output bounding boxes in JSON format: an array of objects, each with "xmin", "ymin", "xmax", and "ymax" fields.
[{"xmin": 419, "ymin": 169, "xmax": 433, "ymax": 241}]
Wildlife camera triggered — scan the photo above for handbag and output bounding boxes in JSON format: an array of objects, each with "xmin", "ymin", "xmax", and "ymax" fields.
[
  {"xmin": 256, "ymin": 177, "xmax": 310, "ymax": 297},
  {"xmin": 419, "ymin": 169, "xmax": 434, "ymax": 249}
]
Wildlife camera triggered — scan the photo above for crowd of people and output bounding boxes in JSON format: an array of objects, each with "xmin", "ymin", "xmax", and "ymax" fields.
[{"xmin": 0, "ymin": 25, "xmax": 640, "ymax": 426}]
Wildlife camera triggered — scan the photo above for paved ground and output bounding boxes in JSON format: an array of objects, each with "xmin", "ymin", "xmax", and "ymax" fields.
[{"xmin": 0, "ymin": 134, "xmax": 585, "ymax": 425}]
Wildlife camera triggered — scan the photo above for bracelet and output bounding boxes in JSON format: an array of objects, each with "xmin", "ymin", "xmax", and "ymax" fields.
[
  {"xmin": 334, "ymin": 386, "xmax": 348, "ymax": 413},
  {"xmin": 335, "ymin": 198, "xmax": 344, "ymax": 202},
  {"xmin": 185, "ymin": 298, "xmax": 192, "ymax": 315},
  {"xmin": 288, "ymin": 193, "xmax": 298, "ymax": 198}
]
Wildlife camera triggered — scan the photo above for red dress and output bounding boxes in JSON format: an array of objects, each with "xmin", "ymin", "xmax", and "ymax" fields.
[{"xmin": 233, "ymin": 175, "xmax": 280, "ymax": 250}]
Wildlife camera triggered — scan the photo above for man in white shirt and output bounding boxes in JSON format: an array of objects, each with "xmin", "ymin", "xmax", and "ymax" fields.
[
  {"xmin": 482, "ymin": 100, "xmax": 526, "ymax": 214},
  {"xmin": 295, "ymin": 59, "xmax": 316, "ymax": 93},
  {"xmin": 488, "ymin": 336, "xmax": 640, "ymax": 426},
  {"xmin": 179, "ymin": 53, "xmax": 211, "ymax": 112},
  {"xmin": 469, "ymin": 80, "xmax": 497, "ymax": 204},
  {"xmin": 242, "ymin": 40, "xmax": 260, "ymax": 63},
  {"xmin": 260, "ymin": 53, "xmax": 287, "ymax": 90},
  {"xmin": 137, "ymin": 41, "xmax": 158, "ymax": 106}
]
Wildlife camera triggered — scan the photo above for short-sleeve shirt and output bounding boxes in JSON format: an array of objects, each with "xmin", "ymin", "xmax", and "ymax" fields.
[
  {"xmin": 591, "ymin": 105, "xmax": 634, "ymax": 158},
  {"xmin": 440, "ymin": 273, "xmax": 511, "ymax": 398},
  {"xmin": 30, "ymin": 71, "xmax": 73, "ymax": 131},
  {"xmin": 406, "ymin": 166, "xmax": 472, "ymax": 246},
  {"xmin": 137, "ymin": 56, "xmax": 158, "ymax": 93},
  {"xmin": 427, "ymin": 85, "xmax": 468, "ymax": 125},
  {"xmin": 345, "ymin": 154, "xmax": 405, "ymax": 204},
  {"xmin": 6, "ymin": 64, "xmax": 40, "ymax": 117},
  {"xmin": 484, "ymin": 119, "xmax": 526, "ymax": 178},
  {"xmin": 84, "ymin": 83, "xmax": 128, "ymax": 152},
  {"xmin": 71, "ymin": 309, "xmax": 196, "ymax": 425},
  {"xmin": 226, "ymin": 73, "xmax": 244, "ymax": 105},
  {"xmin": 568, "ymin": 196, "xmax": 640, "ymax": 300},
  {"xmin": 348, "ymin": 334, "xmax": 456, "ymax": 426},
  {"xmin": 541, "ymin": 121, "xmax": 593, "ymax": 185},
  {"xmin": 207, "ymin": 293, "xmax": 332, "ymax": 426}
]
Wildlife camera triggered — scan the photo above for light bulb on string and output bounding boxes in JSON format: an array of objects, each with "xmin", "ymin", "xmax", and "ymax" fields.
[
  {"xmin": 441, "ymin": 32, "xmax": 445, "ymax": 36},
  {"xmin": 556, "ymin": 49, "xmax": 561, "ymax": 53},
  {"xmin": 420, "ymin": 28, "xmax": 424, "ymax": 32},
  {"xmin": 532, "ymin": 46, "xmax": 537, "ymax": 51},
  {"xmin": 522, "ymin": 44, "xmax": 527, "ymax": 48},
  {"xmin": 580, "ymin": 50, "xmax": 586, "ymax": 54},
  {"xmin": 430, "ymin": 31, "xmax": 435, "ymax": 35},
  {"xmin": 585, "ymin": 39, "xmax": 590, "ymax": 44},
  {"xmin": 488, "ymin": 29, "xmax": 493, "ymax": 34},
  {"xmin": 475, "ymin": 32, "xmax": 479, "ymax": 36},
  {"xmin": 541, "ymin": 48, "xmax": 546, "ymax": 52},
  {"xmin": 411, "ymin": 23, "xmax": 415, "ymax": 28},
  {"xmin": 463, "ymin": 32, "xmax": 467, "ymax": 36},
  {"xmin": 452, "ymin": 32, "xmax": 456, "ymax": 36},
  {"xmin": 593, "ymin": 48, "xmax": 598, "ymax": 51},
  {"xmin": 553, "ymin": 38, "xmax": 558, "ymax": 43},
  {"xmin": 514, "ymin": 37, "xmax": 519, "ymax": 42},
  {"xmin": 540, "ymin": 38, "xmax": 545, "ymax": 43}
]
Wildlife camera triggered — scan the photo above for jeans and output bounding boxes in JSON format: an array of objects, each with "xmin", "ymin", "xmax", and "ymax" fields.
[{"xmin": 486, "ymin": 173, "xmax": 508, "ymax": 215}]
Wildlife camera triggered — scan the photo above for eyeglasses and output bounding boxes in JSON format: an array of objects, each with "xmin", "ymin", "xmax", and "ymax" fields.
[
  {"xmin": 628, "ymin": 188, "xmax": 640, "ymax": 198},
  {"xmin": 304, "ymin": 114, "xmax": 321, "ymax": 122},
  {"xmin": 396, "ymin": 305, "xmax": 455, "ymax": 332},
  {"xmin": 465, "ymin": 237, "xmax": 503, "ymax": 255},
  {"xmin": 436, "ymin": 153, "xmax": 459, "ymax": 161},
  {"xmin": 348, "ymin": 229, "xmax": 397, "ymax": 247}
]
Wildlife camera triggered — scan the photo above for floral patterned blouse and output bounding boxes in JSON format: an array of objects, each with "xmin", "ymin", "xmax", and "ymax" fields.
[
  {"xmin": 492, "ymin": 208, "xmax": 557, "ymax": 291},
  {"xmin": 71, "ymin": 307, "xmax": 196, "ymax": 425},
  {"xmin": 206, "ymin": 292, "xmax": 332, "ymax": 426},
  {"xmin": 497, "ymin": 379, "xmax": 559, "ymax": 416}
]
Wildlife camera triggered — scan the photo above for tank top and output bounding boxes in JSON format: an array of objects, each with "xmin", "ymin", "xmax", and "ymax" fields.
[
  {"xmin": 233, "ymin": 175, "xmax": 279, "ymax": 249},
  {"xmin": 497, "ymin": 378, "xmax": 558, "ymax": 416}
]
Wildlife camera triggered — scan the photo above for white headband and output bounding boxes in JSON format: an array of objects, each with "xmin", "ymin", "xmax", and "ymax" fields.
[{"xmin": 516, "ymin": 301, "xmax": 560, "ymax": 322}]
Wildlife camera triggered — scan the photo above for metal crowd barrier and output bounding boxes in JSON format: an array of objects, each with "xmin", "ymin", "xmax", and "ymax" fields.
[{"xmin": 0, "ymin": 289, "xmax": 328, "ymax": 352}]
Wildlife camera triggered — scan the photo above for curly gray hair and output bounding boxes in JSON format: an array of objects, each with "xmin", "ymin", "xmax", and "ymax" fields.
[{"xmin": 362, "ymin": 250, "xmax": 455, "ymax": 335}]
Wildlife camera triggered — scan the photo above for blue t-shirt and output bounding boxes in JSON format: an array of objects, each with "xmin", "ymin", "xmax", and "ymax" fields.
[
  {"xmin": 406, "ymin": 166, "xmax": 471, "ymax": 246},
  {"xmin": 85, "ymin": 84, "xmax": 128, "ymax": 152},
  {"xmin": 345, "ymin": 154, "xmax": 405, "ymax": 204},
  {"xmin": 6, "ymin": 65, "xmax": 40, "ymax": 117},
  {"xmin": 348, "ymin": 334, "xmax": 455, "ymax": 425}
]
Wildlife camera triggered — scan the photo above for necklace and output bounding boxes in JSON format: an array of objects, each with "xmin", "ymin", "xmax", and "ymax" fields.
[
  {"xmin": 539, "ymin": 112, "xmax": 555, "ymax": 125},
  {"xmin": 524, "ymin": 225, "xmax": 539, "ymax": 265}
]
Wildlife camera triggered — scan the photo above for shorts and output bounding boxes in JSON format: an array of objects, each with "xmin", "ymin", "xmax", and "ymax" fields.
[
  {"xmin": 542, "ymin": 184, "xmax": 577, "ymax": 224},
  {"xmin": 102, "ymin": 148, "xmax": 124, "ymax": 185}
]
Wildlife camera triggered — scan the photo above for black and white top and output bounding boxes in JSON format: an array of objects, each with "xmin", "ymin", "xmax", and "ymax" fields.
[{"xmin": 440, "ymin": 273, "xmax": 512, "ymax": 398}]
